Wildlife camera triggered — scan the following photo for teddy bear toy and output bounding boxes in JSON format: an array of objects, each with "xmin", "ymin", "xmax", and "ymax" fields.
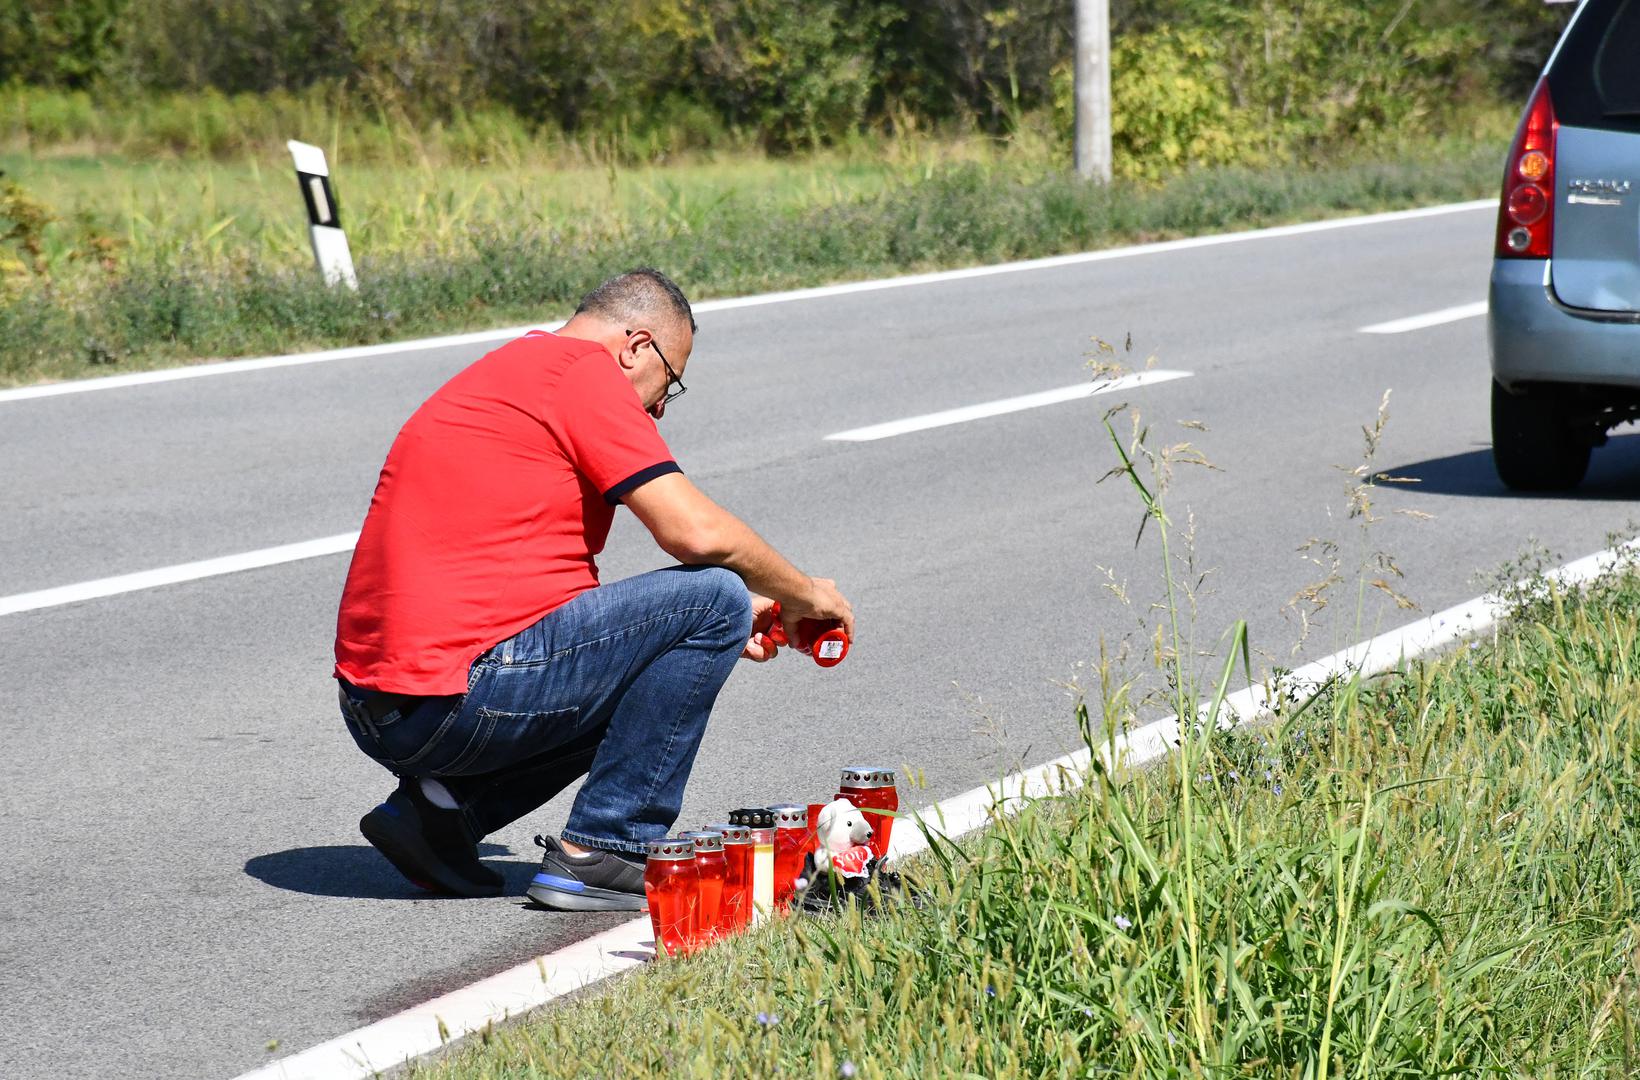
[
  {"xmin": 812, "ymin": 797, "xmax": 876, "ymax": 879},
  {"xmin": 797, "ymin": 797, "xmax": 923, "ymax": 914}
]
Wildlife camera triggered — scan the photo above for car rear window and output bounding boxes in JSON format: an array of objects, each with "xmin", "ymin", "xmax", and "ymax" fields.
[{"xmin": 1550, "ymin": 0, "xmax": 1640, "ymax": 133}]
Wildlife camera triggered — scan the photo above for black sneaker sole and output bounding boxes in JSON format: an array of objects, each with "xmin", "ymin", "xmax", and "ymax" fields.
[
  {"xmin": 525, "ymin": 874, "xmax": 647, "ymax": 912},
  {"xmin": 360, "ymin": 807, "xmax": 503, "ymax": 898}
]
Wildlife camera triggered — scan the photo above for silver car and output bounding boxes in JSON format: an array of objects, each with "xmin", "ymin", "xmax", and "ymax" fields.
[{"xmin": 1489, "ymin": 0, "xmax": 1640, "ymax": 490}]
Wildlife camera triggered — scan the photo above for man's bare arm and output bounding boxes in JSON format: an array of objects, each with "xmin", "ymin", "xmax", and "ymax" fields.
[{"xmin": 622, "ymin": 472, "xmax": 853, "ymax": 638}]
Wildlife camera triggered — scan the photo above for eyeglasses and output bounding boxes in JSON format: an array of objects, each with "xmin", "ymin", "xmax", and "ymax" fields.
[{"xmin": 629, "ymin": 329, "xmax": 687, "ymax": 407}]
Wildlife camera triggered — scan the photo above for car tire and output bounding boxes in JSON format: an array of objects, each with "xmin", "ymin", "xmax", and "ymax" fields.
[{"xmin": 1490, "ymin": 380, "xmax": 1591, "ymax": 492}]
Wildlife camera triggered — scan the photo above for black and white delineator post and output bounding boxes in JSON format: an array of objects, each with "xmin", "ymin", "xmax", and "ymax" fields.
[{"xmin": 287, "ymin": 140, "xmax": 358, "ymax": 289}]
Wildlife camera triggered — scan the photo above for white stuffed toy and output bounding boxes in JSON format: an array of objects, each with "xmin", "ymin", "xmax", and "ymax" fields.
[{"xmin": 813, "ymin": 797, "xmax": 875, "ymax": 879}]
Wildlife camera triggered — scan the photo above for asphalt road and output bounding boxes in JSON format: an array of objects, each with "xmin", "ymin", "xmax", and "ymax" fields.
[{"xmin": 6, "ymin": 204, "xmax": 1640, "ymax": 1079}]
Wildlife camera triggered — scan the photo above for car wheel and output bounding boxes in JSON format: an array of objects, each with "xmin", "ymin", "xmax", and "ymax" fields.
[{"xmin": 1490, "ymin": 380, "xmax": 1591, "ymax": 492}]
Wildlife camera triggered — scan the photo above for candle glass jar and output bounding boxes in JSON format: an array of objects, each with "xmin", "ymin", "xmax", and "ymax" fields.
[
  {"xmin": 729, "ymin": 808, "xmax": 777, "ymax": 923},
  {"xmin": 680, "ymin": 830, "xmax": 727, "ymax": 944},
  {"xmin": 710, "ymin": 822, "xmax": 753, "ymax": 933},
  {"xmin": 837, "ymin": 766, "xmax": 899, "ymax": 860},
  {"xmin": 764, "ymin": 603, "xmax": 850, "ymax": 667},
  {"xmin": 643, "ymin": 837, "xmax": 698, "ymax": 958},
  {"xmin": 769, "ymin": 804, "xmax": 810, "ymax": 908}
]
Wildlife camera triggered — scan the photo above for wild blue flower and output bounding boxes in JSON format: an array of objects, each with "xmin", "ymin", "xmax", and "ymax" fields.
[
  {"xmin": 839, "ymin": 1062, "xmax": 858, "ymax": 1078},
  {"xmin": 985, "ymin": 986, "xmax": 997, "ymax": 998},
  {"xmin": 756, "ymin": 1012, "xmax": 780, "ymax": 1027},
  {"xmin": 1114, "ymin": 914, "xmax": 1133, "ymax": 931}
]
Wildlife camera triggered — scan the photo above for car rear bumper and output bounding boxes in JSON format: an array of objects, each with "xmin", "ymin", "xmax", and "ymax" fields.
[{"xmin": 1490, "ymin": 258, "xmax": 1640, "ymax": 391}]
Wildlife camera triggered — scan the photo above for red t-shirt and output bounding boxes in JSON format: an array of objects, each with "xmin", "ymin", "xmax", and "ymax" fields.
[{"xmin": 334, "ymin": 331, "xmax": 680, "ymax": 695}]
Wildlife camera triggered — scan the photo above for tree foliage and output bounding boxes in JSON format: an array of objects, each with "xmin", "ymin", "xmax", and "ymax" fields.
[{"xmin": 0, "ymin": 0, "xmax": 1574, "ymax": 156}]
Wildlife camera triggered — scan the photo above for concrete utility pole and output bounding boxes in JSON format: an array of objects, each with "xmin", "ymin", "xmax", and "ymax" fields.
[{"xmin": 1074, "ymin": 0, "xmax": 1112, "ymax": 182}]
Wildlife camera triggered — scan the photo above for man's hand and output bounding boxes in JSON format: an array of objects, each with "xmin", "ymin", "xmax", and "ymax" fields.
[
  {"xmin": 779, "ymin": 577, "xmax": 854, "ymax": 644},
  {"xmin": 741, "ymin": 593, "xmax": 781, "ymax": 662}
]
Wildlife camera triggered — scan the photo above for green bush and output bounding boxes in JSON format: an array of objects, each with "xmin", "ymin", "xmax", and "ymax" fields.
[
  {"xmin": 1053, "ymin": 27, "xmax": 1254, "ymax": 181},
  {"xmin": 0, "ymin": 1, "xmax": 1578, "ymax": 162}
]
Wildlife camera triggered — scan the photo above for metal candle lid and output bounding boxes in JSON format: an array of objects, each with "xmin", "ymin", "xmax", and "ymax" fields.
[
  {"xmin": 728, "ymin": 807, "xmax": 775, "ymax": 829},
  {"xmin": 708, "ymin": 822, "xmax": 753, "ymax": 844},
  {"xmin": 646, "ymin": 837, "xmax": 696, "ymax": 861},
  {"xmin": 840, "ymin": 766, "xmax": 896, "ymax": 788},
  {"xmin": 680, "ymin": 829, "xmax": 724, "ymax": 852},
  {"xmin": 768, "ymin": 804, "xmax": 808, "ymax": 828}
]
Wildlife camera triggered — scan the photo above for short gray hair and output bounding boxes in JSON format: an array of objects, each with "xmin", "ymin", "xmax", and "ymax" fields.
[{"xmin": 574, "ymin": 267, "xmax": 696, "ymax": 334}]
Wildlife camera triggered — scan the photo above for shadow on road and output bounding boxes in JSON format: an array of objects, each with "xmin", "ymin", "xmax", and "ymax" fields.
[
  {"xmin": 245, "ymin": 843, "xmax": 535, "ymax": 899},
  {"xmin": 1385, "ymin": 432, "xmax": 1640, "ymax": 500}
]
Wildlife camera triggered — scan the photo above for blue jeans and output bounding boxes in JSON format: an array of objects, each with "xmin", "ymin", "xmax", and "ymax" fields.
[{"xmin": 339, "ymin": 565, "xmax": 752, "ymax": 855}]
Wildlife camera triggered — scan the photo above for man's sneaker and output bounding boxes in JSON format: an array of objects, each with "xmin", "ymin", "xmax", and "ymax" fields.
[
  {"xmin": 359, "ymin": 780, "xmax": 503, "ymax": 898},
  {"xmin": 526, "ymin": 835, "xmax": 647, "ymax": 911}
]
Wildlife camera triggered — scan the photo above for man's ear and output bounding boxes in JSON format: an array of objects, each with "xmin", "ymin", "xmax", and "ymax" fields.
[{"xmin": 616, "ymin": 329, "xmax": 645, "ymax": 372}]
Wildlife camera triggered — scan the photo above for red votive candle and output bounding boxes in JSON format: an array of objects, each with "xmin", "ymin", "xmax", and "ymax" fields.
[
  {"xmin": 764, "ymin": 603, "xmax": 850, "ymax": 668},
  {"xmin": 769, "ymin": 804, "xmax": 809, "ymax": 908},
  {"xmin": 643, "ymin": 837, "xmax": 698, "ymax": 957},
  {"xmin": 710, "ymin": 822, "xmax": 754, "ymax": 933},
  {"xmin": 805, "ymin": 802, "xmax": 826, "ymax": 861},
  {"xmin": 681, "ymin": 830, "xmax": 727, "ymax": 944},
  {"xmin": 837, "ymin": 766, "xmax": 899, "ymax": 860}
]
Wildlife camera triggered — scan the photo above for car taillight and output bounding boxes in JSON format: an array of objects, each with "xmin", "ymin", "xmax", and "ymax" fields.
[{"xmin": 1496, "ymin": 79, "xmax": 1557, "ymax": 259}]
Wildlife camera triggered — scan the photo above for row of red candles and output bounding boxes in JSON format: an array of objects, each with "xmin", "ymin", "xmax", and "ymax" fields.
[{"xmin": 644, "ymin": 766, "xmax": 898, "ymax": 956}]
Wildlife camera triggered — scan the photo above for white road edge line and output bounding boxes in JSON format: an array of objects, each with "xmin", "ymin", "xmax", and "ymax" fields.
[
  {"xmin": 0, "ymin": 533, "xmax": 360, "ymax": 618},
  {"xmin": 1358, "ymin": 300, "xmax": 1488, "ymax": 334},
  {"xmin": 824, "ymin": 370, "xmax": 1192, "ymax": 442},
  {"xmin": 0, "ymin": 199, "xmax": 1495, "ymax": 406},
  {"xmin": 233, "ymin": 536, "xmax": 1638, "ymax": 1080}
]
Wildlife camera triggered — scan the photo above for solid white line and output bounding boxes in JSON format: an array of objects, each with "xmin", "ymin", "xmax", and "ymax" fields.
[
  {"xmin": 0, "ymin": 199, "xmax": 1495, "ymax": 406},
  {"xmin": 1358, "ymin": 300, "xmax": 1488, "ymax": 334},
  {"xmin": 824, "ymin": 370, "xmax": 1192, "ymax": 442},
  {"xmin": 0, "ymin": 533, "xmax": 359, "ymax": 618},
  {"xmin": 234, "ymin": 535, "xmax": 1638, "ymax": 1080}
]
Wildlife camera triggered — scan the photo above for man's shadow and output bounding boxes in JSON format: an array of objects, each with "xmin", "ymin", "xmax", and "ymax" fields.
[
  {"xmin": 245, "ymin": 844, "xmax": 536, "ymax": 899},
  {"xmin": 1385, "ymin": 431, "xmax": 1640, "ymax": 500}
]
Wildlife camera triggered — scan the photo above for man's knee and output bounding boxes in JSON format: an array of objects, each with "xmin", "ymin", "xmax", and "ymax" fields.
[{"xmin": 689, "ymin": 565, "xmax": 752, "ymax": 642}]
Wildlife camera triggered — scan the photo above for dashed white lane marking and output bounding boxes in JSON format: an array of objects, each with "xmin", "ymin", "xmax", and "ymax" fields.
[
  {"xmin": 0, "ymin": 372, "xmax": 1190, "ymax": 616},
  {"xmin": 233, "ymin": 536, "xmax": 1639, "ymax": 1080},
  {"xmin": 1358, "ymin": 300, "xmax": 1488, "ymax": 334},
  {"xmin": 0, "ymin": 199, "xmax": 1494, "ymax": 405},
  {"xmin": 0, "ymin": 533, "xmax": 359, "ymax": 618},
  {"xmin": 824, "ymin": 370, "xmax": 1192, "ymax": 442}
]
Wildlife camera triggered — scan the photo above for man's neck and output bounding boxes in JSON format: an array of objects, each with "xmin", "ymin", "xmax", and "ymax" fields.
[{"xmin": 556, "ymin": 314, "xmax": 622, "ymax": 357}]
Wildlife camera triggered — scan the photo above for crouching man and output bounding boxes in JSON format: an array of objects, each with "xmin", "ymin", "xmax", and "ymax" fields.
[{"xmin": 332, "ymin": 267, "xmax": 853, "ymax": 910}]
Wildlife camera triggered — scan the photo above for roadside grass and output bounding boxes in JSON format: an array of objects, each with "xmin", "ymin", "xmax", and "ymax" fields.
[
  {"xmin": 406, "ymin": 557, "xmax": 1640, "ymax": 1078},
  {"xmin": 0, "ymin": 123, "xmax": 1510, "ymax": 388}
]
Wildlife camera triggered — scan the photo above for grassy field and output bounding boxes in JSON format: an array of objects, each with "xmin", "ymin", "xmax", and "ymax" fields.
[
  {"xmin": 401, "ymin": 548, "xmax": 1640, "ymax": 1079},
  {"xmin": 1, "ymin": 141, "xmax": 982, "ymax": 279},
  {"xmin": 0, "ymin": 111, "xmax": 1514, "ymax": 389}
]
